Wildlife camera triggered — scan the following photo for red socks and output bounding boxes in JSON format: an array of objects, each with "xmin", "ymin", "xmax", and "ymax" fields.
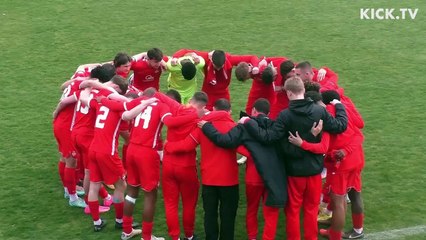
[
  {"xmin": 329, "ymin": 228, "xmax": 342, "ymax": 240},
  {"xmin": 123, "ymin": 215, "xmax": 133, "ymax": 234},
  {"xmin": 142, "ymin": 222, "xmax": 153, "ymax": 240},
  {"xmin": 58, "ymin": 161, "xmax": 65, "ymax": 187},
  {"xmin": 114, "ymin": 201, "xmax": 124, "ymax": 219},
  {"xmin": 352, "ymin": 213, "xmax": 364, "ymax": 229},
  {"xmin": 88, "ymin": 200, "xmax": 100, "ymax": 221},
  {"xmin": 99, "ymin": 186, "xmax": 109, "ymax": 199},
  {"xmin": 64, "ymin": 167, "xmax": 76, "ymax": 195}
]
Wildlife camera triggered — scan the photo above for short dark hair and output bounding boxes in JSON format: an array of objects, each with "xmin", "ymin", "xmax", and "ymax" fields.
[
  {"xmin": 110, "ymin": 75, "xmax": 128, "ymax": 95},
  {"xmin": 90, "ymin": 64, "xmax": 116, "ymax": 83},
  {"xmin": 214, "ymin": 98, "xmax": 231, "ymax": 111},
  {"xmin": 181, "ymin": 62, "xmax": 197, "ymax": 80},
  {"xmin": 305, "ymin": 91, "xmax": 322, "ymax": 103},
  {"xmin": 280, "ymin": 60, "xmax": 295, "ymax": 76},
  {"xmin": 304, "ymin": 81, "xmax": 321, "ymax": 93},
  {"xmin": 166, "ymin": 89, "xmax": 182, "ymax": 103},
  {"xmin": 296, "ymin": 61, "xmax": 312, "ymax": 70},
  {"xmin": 113, "ymin": 52, "xmax": 131, "ymax": 67},
  {"xmin": 261, "ymin": 66, "xmax": 275, "ymax": 84},
  {"xmin": 321, "ymin": 90, "xmax": 341, "ymax": 104},
  {"xmin": 212, "ymin": 50, "xmax": 226, "ymax": 68},
  {"xmin": 147, "ymin": 48, "xmax": 163, "ymax": 62},
  {"xmin": 191, "ymin": 91, "xmax": 208, "ymax": 105},
  {"xmin": 253, "ymin": 98, "xmax": 270, "ymax": 115}
]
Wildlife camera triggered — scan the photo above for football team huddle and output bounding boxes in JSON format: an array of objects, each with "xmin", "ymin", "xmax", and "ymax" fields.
[{"xmin": 52, "ymin": 48, "xmax": 365, "ymax": 240}]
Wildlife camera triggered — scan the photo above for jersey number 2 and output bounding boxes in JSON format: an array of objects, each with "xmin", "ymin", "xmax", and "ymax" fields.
[{"xmin": 95, "ymin": 106, "xmax": 110, "ymax": 129}]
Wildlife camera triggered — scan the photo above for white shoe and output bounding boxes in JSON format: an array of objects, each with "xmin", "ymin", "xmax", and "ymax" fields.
[
  {"xmin": 121, "ymin": 228, "xmax": 142, "ymax": 240},
  {"xmin": 237, "ymin": 156, "xmax": 247, "ymax": 165}
]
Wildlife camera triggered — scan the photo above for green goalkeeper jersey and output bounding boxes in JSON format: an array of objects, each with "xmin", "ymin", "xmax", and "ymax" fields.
[{"xmin": 167, "ymin": 56, "xmax": 205, "ymax": 104}]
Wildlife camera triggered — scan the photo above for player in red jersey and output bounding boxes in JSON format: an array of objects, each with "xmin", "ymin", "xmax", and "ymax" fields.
[
  {"xmin": 115, "ymin": 94, "xmax": 171, "ymax": 240},
  {"xmin": 165, "ymin": 99, "xmax": 239, "ymax": 240},
  {"xmin": 129, "ymin": 48, "xmax": 169, "ymax": 92},
  {"xmin": 77, "ymin": 77, "xmax": 148, "ymax": 232},
  {"xmin": 317, "ymin": 90, "xmax": 365, "ymax": 240},
  {"xmin": 52, "ymin": 64, "xmax": 116, "ymax": 207},
  {"xmin": 71, "ymin": 73, "xmax": 128, "ymax": 212},
  {"xmin": 173, "ymin": 49, "xmax": 258, "ymax": 110},
  {"xmin": 268, "ymin": 59, "xmax": 296, "ymax": 119},
  {"xmin": 114, "ymin": 53, "xmax": 132, "ymax": 79},
  {"xmin": 153, "ymin": 91, "xmax": 207, "ymax": 240},
  {"xmin": 295, "ymin": 61, "xmax": 339, "ymax": 91}
]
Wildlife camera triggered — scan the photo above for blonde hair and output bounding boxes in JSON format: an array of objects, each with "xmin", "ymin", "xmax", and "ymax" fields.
[{"xmin": 284, "ymin": 77, "xmax": 304, "ymax": 94}]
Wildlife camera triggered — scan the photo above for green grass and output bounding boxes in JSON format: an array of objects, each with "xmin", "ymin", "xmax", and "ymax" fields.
[{"xmin": 1, "ymin": 0, "xmax": 425, "ymax": 239}]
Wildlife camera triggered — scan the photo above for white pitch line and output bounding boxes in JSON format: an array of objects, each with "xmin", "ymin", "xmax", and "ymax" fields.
[{"xmin": 365, "ymin": 225, "xmax": 426, "ymax": 240}]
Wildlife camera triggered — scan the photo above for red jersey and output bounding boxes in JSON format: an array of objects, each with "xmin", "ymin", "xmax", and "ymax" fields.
[
  {"xmin": 173, "ymin": 49, "xmax": 257, "ymax": 95},
  {"xmin": 246, "ymin": 57, "xmax": 287, "ymax": 113},
  {"xmin": 313, "ymin": 67, "xmax": 339, "ymax": 91},
  {"xmin": 54, "ymin": 80, "xmax": 83, "ymax": 129},
  {"xmin": 71, "ymin": 67, "xmax": 91, "ymax": 79},
  {"xmin": 129, "ymin": 102, "xmax": 171, "ymax": 149},
  {"xmin": 89, "ymin": 99, "xmax": 124, "ymax": 155},
  {"xmin": 325, "ymin": 101, "xmax": 365, "ymax": 172},
  {"xmin": 268, "ymin": 57, "xmax": 290, "ymax": 119},
  {"xmin": 116, "ymin": 71, "xmax": 129, "ymax": 79},
  {"xmin": 71, "ymin": 88, "xmax": 114, "ymax": 135},
  {"xmin": 165, "ymin": 111, "xmax": 238, "ymax": 186},
  {"xmin": 130, "ymin": 57, "xmax": 168, "ymax": 91}
]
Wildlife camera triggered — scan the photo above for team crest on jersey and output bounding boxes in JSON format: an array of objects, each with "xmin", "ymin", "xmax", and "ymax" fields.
[
  {"xmin": 145, "ymin": 75, "xmax": 154, "ymax": 82},
  {"xmin": 209, "ymin": 79, "xmax": 217, "ymax": 85}
]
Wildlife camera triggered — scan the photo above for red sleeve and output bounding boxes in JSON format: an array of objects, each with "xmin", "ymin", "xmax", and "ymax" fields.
[
  {"xmin": 322, "ymin": 67, "xmax": 339, "ymax": 85},
  {"xmin": 172, "ymin": 49, "xmax": 208, "ymax": 59},
  {"xmin": 100, "ymin": 98, "xmax": 126, "ymax": 111},
  {"xmin": 154, "ymin": 92, "xmax": 181, "ymax": 114},
  {"xmin": 89, "ymin": 99, "xmax": 98, "ymax": 109},
  {"xmin": 131, "ymin": 61, "xmax": 143, "ymax": 71},
  {"xmin": 229, "ymin": 55, "xmax": 259, "ymax": 66},
  {"xmin": 342, "ymin": 132, "xmax": 364, "ymax": 156},
  {"xmin": 163, "ymin": 112, "xmax": 198, "ymax": 128},
  {"xmin": 162, "ymin": 56, "xmax": 169, "ymax": 62},
  {"xmin": 344, "ymin": 98, "xmax": 364, "ymax": 129},
  {"xmin": 159, "ymin": 103, "xmax": 172, "ymax": 121},
  {"xmin": 123, "ymin": 97, "xmax": 147, "ymax": 111},
  {"xmin": 237, "ymin": 145, "xmax": 251, "ymax": 157},
  {"xmin": 300, "ymin": 132, "xmax": 330, "ymax": 154},
  {"xmin": 266, "ymin": 57, "xmax": 287, "ymax": 63},
  {"xmin": 165, "ymin": 128, "xmax": 200, "ymax": 153}
]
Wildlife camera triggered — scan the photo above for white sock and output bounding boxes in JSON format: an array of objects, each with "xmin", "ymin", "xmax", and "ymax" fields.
[
  {"xmin": 105, "ymin": 194, "xmax": 112, "ymax": 200},
  {"xmin": 64, "ymin": 187, "xmax": 69, "ymax": 194},
  {"xmin": 354, "ymin": 227, "xmax": 363, "ymax": 234},
  {"xmin": 116, "ymin": 218, "xmax": 123, "ymax": 223},
  {"xmin": 94, "ymin": 219, "xmax": 102, "ymax": 225},
  {"xmin": 186, "ymin": 236, "xmax": 193, "ymax": 240},
  {"xmin": 69, "ymin": 193, "xmax": 78, "ymax": 202}
]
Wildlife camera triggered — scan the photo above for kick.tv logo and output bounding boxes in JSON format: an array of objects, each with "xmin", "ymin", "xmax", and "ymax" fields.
[{"xmin": 360, "ymin": 8, "xmax": 418, "ymax": 20}]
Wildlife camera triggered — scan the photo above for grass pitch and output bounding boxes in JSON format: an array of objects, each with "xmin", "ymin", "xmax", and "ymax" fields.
[{"xmin": 0, "ymin": 0, "xmax": 425, "ymax": 239}]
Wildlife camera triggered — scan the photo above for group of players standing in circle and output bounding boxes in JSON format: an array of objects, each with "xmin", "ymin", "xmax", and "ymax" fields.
[{"xmin": 52, "ymin": 47, "xmax": 366, "ymax": 240}]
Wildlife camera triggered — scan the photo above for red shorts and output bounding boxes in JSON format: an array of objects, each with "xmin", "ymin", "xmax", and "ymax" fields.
[
  {"xmin": 71, "ymin": 132, "xmax": 93, "ymax": 170},
  {"xmin": 53, "ymin": 122, "xmax": 75, "ymax": 159},
  {"xmin": 327, "ymin": 169, "xmax": 362, "ymax": 195},
  {"xmin": 126, "ymin": 143, "xmax": 160, "ymax": 192},
  {"xmin": 89, "ymin": 150, "xmax": 125, "ymax": 185}
]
